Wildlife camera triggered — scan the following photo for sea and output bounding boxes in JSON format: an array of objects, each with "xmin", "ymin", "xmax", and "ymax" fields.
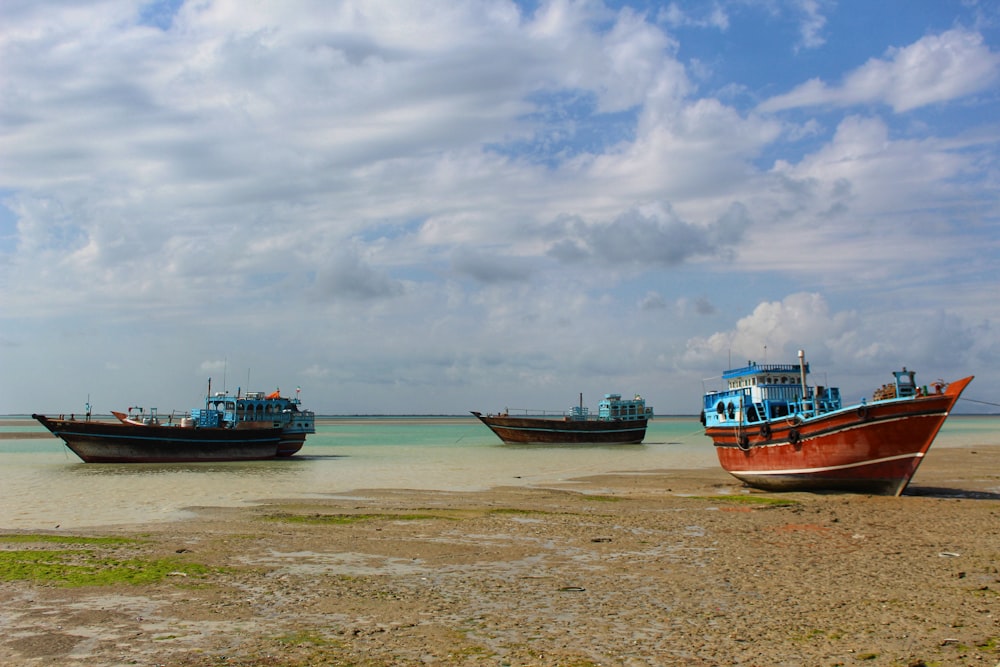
[{"xmin": 2, "ymin": 415, "xmax": 998, "ymax": 530}]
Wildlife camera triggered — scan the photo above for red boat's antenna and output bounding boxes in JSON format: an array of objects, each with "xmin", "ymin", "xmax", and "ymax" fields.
[{"xmin": 798, "ymin": 349, "xmax": 808, "ymax": 398}]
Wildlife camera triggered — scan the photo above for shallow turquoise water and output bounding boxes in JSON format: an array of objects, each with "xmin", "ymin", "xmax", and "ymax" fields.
[{"xmin": 1, "ymin": 415, "xmax": 996, "ymax": 530}]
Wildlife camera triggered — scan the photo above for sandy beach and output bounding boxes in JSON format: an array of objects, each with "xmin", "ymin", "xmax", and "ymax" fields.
[{"xmin": 1, "ymin": 444, "xmax": 999, "ymax": 667}]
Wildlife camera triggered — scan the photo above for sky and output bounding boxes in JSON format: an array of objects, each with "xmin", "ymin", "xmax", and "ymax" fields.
[{"xmin": 1, "ymin": 0, "xmax": 998, "ymax": 416}]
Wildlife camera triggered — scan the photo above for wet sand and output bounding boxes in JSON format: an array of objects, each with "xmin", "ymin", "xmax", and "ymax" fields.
[{"xmin": 1, "ymin": 445, "xmax": 999, "ymax": 666}]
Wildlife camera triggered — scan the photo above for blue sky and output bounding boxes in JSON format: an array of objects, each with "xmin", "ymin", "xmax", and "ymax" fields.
[{"xmin": 1, "ymin": 0, "xmax": 997, "ymax": 415}]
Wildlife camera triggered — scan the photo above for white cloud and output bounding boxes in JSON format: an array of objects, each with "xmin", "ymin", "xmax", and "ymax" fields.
[
  {"xmin": 683, "ymin": 292, "xmax": 993, "ymax": 403},
  {"xmin": 658, "ymin": 2, "xmax": 730, "ymax": 31},
  {"xmin": 793, "ymin": 0, "xmax": 828, "ymax": 50},
  {"xmin": 760, "ymin": 28, "xmax": 1000, "ymax": 112}
]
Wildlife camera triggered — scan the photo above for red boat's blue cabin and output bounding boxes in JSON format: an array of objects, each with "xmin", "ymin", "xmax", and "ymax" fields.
[{"xmin": 702, "ymin": 361, "xmax": 843, "ymax": 428}]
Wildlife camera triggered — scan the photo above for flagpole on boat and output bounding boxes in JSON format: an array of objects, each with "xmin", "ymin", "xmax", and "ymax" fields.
[{"xmin": 798, "ymin": 349, "xmax": 808, "ymax": 404}]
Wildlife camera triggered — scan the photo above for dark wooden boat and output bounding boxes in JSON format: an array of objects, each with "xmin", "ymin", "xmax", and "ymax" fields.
[
  {"xmin": 32, "ymin": 413, "xmax": 282, "ymax": 463},
  {"xmin": 701, "ymin": 350, "xmax": 973, "ymax": 495},
  {"xmin": 472, "ymin": 393, "xmax": 653, "ymax": 444},
  {"xmin": 80, "ymin": 380, "xmax": 317, "ymax": 461}
]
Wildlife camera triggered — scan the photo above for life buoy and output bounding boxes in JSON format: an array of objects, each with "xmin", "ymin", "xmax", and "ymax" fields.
[
  {"xmin": 760, "ymin": 422, "xmax": 771, "ymax": 440},
  {"xmin": 699, "ymin": 410, "xmax": 706, "ymax": 426},
  {"xmin": 857, "ymin": 405, "xmax": 870, "ymax": 421},
  {"xmin": 737, "ymin": 434, "xmax": 751, "ymax": 451},
  {"xmin": 788, "ymin": 429, "xmax": 801, "ymax": 445},
  {"xmin": 727, "ymin": 402, "xmax": 735, "ymax": 420}
]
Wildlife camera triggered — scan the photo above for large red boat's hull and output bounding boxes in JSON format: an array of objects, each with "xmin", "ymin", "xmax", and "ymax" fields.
[
  {"xmin": 33, "ymin": 414, "xmax": 282, "ymax": 463},
  {"xmin": 471, "ymin": 412, "xmax": 648, "ymax": 444},
  {"xmin": 705, "ymin": 376, "xmax": 973, "ymax": 495}
]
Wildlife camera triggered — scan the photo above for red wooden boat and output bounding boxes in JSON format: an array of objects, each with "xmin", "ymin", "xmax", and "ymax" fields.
[{"xmin": 701, "ymin": 350, "xmax": 973, "ymax": 495}]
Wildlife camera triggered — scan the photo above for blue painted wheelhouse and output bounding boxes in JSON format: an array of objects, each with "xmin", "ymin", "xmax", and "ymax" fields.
[
  {"xmin": 702, "ymin": 351, "xmax": 843, "ymax": 427},
  {"xmin": 702, "ymin": 351, "xmax": 925, "ymax": 428},
  {"xmin": 197, "ymin": 384, "xmax": 316, "ymax": 456},
  {"xmin": 566, "ymin": 393, "xmax": 652, "ymax": 421},
  {"xmin": 195, "ymin": 389, "xmax": 315, "ymax": 434},
  {"xmin": 598, "ymin": 393, "xmax": 652, "ymax": 421}
]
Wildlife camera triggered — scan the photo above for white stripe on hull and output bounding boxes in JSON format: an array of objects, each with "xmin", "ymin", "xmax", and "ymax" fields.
[{"xmin": 727, "ymin": 451, "xmax": 922, "ymax": 477}]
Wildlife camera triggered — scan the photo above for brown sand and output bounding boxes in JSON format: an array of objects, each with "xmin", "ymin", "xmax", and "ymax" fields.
[{"xmin": 1, "ymin": 446, "xmax": 998, "ymax": 667}]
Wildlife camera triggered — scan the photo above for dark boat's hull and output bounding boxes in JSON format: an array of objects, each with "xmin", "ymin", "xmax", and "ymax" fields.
[
  {"xmin": 471, "ymin": 412, "xmax": 648, "ymax": 444},
  {"xmin": 705, "ymin": 376, "xmax": 973, "ymax": 495},
  {"xmin": 32, "ymin": 414, "xmax": 282, "ymax": 463},
  {"xmin": 277, "ymin": 432, "xmax": 307, "ymax": 457}
]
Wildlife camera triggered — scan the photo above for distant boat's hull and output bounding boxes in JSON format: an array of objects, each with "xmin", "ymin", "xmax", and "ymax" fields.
[
  {"xmin": 705, "ymin": 376, "xmax": 973, "ymax": 495},
  {"xmin": 277, "ymin": 432, "xmax": 307, "ymax": 456},
  {"xmin": 33, "ymin": 414, "xmax": 282, "ymax": 463},
  {"xmin": 471, "ymin": 412, "xmax": 648, "ymax": 444}
]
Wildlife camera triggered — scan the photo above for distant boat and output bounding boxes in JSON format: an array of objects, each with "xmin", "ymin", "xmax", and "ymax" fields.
[
  {"xmin": 33, "ymin": 383, "xmax": 315, "ymax": 463},
  {"xmin": 701, "ymin": 350, "xmax": 973, "ymax": 495},
  {"xmin": 472, "ymin": 393, "xmax": 653, "ymax": 444}
]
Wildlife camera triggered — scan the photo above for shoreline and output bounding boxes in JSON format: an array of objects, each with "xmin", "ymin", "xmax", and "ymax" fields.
[{"xmin": 1, "ymin": 445, "xmax": 998, "ymax": 666}]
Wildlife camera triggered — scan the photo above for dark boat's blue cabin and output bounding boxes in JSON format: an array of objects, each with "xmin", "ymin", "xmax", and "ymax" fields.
[
  {"xmin": 598, "ymin": 394, "xmax": 653, "ymax": 421},
  {"xmin": 566, "ymin": 393, "xmax": 653, "ymax": 422}
]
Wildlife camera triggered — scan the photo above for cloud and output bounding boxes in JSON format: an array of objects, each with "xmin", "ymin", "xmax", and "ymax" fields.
[
  {"xmin": 658, "ymin": 3, "xmax": 730, "ymax": 31},
  {"xmin": 683, "ymin": 292, "xmax": 994, "ymax": 404},
  {"xmin": 0, "ymin": 2, "xmax": 996, "ymax": 415},
  {"xmin": 793, "ymin": 0, "xmax": 828, "ymax": 50},
  {"xmin": 312, "ymin": 250, "xmax": 404, "ymax": 301},
  {"xmin": 693, "ymin": 296, "xmax": 715, "ymax": 316},
  {"xmin": 759, "ymin": 29, "xmax": 1000, "ymax": 112},
  {"xmin": 547, "ymin": 201, "xmax": 751, "ymax": 267},
  {"xmin": 199, "ymin": 359, "xmax": 227, "ymax": 374},
  {"xmin": 639, "ymin": 291, "xmax": 667, "ymax": 310},
  {"xmin": 682, "ymin": 292, "xmax": 849, "ymax": 365},
  {"xmin": 451, "ymin": 247, "xmax": 535, "ymax": 284}
]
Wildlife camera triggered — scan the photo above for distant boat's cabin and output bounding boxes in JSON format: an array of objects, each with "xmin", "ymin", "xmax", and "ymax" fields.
[{"xmin": 589, "ymin": 393, "xmax": 653, "ymax": 422}]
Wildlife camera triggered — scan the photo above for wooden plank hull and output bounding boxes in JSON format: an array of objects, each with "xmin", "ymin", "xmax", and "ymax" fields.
[
  {"xmin": 33, "ymin": 414, "xmax": 281, "ymax": 463},
  {"xmin": 277, "ymin": 432, "xmax": 307, "ymax": 457},
  {"xmin": 705, "ymin": 376, "xmax": 973, "ymax": 495},
  {"xmin": 471, "ymin": 412, "xmax": 648, "ymax": 444}
]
